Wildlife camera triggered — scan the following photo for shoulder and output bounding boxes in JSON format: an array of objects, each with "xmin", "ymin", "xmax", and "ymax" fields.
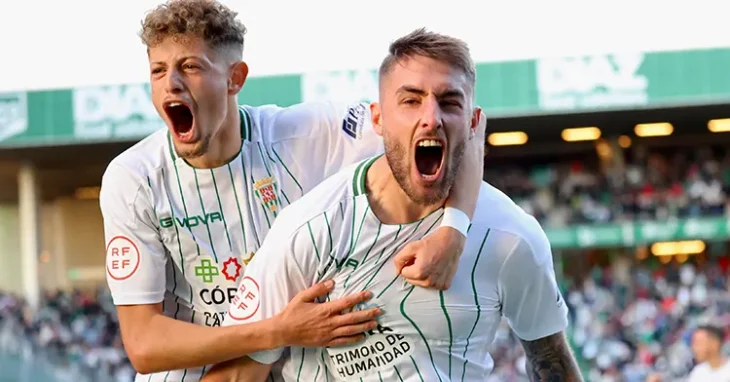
[
  {"xmin": 102, "ymin": 129, "xmax": 169, "ymax": 184},
  {"xmin": 688, "ymin": 363, "xmax": 710, "ymax": 380},
  {"xmin": 241, "ymin": 102, "xmax": 368, "ymax": 144},
  {"xmin": 100, "ymin": 129, "xmax": 168, "ymax": 209},
  {"xmin": 471, "ymin": 181, "xmax": 553, "ymax": 267}
]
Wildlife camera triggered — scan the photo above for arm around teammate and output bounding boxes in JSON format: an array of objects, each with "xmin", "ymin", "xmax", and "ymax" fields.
[{"xmin": 100, "ymin": 162, "xmax": 380, "ymax": 374}]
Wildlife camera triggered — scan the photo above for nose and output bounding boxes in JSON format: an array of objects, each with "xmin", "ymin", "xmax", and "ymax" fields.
[
  {"xmin": 164, "ymin": 68, "xmax": 184, "ymax": 94},
  {"xmin": 419, "ymin": 96, "xmax": 443, "ymax": 131}
]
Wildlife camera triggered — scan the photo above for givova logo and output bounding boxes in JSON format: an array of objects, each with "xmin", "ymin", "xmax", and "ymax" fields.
[
  {"xmin": 0, "ymin": 92, "xmax": 29, "ymax": 143},
  {"xmin": 159, "ymin": 212, "xmax": 223, "ymax": 229}
]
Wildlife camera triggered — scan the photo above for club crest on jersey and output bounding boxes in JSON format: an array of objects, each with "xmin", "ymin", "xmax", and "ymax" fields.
[
  {"xmin": 253, "ymin": 177, "xmax": 280, "ymax": 213},
  {"xmin": 342, "ymin": 104, "xmax": 366, "ymax": 139}
]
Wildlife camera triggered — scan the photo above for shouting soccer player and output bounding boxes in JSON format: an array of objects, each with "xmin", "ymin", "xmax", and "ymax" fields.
[
  {"xmin": 203, "ymin": 28, "xmax": 584, "ymax": 382},
  {"xmin": 99, "ymin": 1, "xmax": 484, "ymax": 381}
]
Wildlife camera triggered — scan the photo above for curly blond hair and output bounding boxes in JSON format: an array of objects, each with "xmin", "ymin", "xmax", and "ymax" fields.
[{"xmin": 140, "ymin": 0, "xmax": 246, "ymax": 58}]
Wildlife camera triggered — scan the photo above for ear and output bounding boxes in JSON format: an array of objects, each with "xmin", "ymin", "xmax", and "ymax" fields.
[
  {"xmin": 370, "ymin": 102, "xmax": 384, "ymax": 137},
  {"xmin": 469, "ymin": 107, "xmax": 483, "ymax": 140},
  {"xmin": 228, "ymin": 61, "xmax": 249, "ymax": 95}
]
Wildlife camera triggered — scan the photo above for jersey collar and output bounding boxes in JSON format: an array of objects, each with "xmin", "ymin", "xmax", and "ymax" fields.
[{"xmin": 352, "ymin": 155, "xmax": 381, "ymax": 196}]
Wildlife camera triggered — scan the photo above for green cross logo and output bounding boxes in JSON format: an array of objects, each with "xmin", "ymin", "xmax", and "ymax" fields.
[{"xmin": 195, "ymin": 259, "xmax": 219, "ymax": 283}]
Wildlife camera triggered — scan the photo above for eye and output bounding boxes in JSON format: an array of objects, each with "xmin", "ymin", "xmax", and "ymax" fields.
[
  {"xmin": 403, "ymin": 99, "xmax": 419, "ymax": 105},
  {"xmin": 441, "ymin": 101, "xmax": 462, "ymax": 109},
  {"xmin": 183, "ymin": 64, "xmax": 200, "ymax": 71}
]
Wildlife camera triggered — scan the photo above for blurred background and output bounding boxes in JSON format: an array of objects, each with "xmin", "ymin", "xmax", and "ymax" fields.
[{"xmin": 0, "ymin": 1, "xmax": 729, "ymax": 381}]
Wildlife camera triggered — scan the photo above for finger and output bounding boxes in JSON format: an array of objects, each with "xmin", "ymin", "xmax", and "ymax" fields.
[
  {"xmin": 331, "ymin": 320, "xmax": 379, "ymax": 339},
  {"xmin": 326, "ymin": 290, "xmax": 373, "ymax": 313},
  {"xmin": 333, "ymin": 307, "xmax": 381, "ymax": 326},
  {"xmin": 393, "ymin": 247, "xmax": 416, "ymax": 275},
  {"xmin": 403, "ymin": 278, "xmax": 432, "ymax": 288},
  {"xmin": 326, "ymin": 334, "xmax": 367, "ymax": 348},
  {"xmin": 400, "ymin": 263, "xmax": 428, "ymax": 281},
  {"xmin": 295, "ymin": 279, "xmax": 334, "ymax": 302}
]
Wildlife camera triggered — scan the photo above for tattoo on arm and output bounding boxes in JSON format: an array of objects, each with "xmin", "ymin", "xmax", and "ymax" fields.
[{"xmin": 520, "ymin": 332, "xmax": 583, "ymax": 382}]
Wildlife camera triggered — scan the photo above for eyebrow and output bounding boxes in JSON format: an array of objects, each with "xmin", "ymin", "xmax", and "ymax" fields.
[
  {"xmin": 150, "ymin": 56, "xmax": 205, "ymax": 66},
  {"xmin": 396, "ymin": 85, "xmax": 465, "ymax": 99}
]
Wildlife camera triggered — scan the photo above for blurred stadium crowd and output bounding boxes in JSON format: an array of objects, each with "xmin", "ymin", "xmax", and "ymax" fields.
[
  {"xmin": 0, "ymin": 289, "xmax": 135, "ymax": 382},
  {"xmin": 1, "ymin": 144, "xmax": 729, "ymax": 382},
  {"xmin": 486, "ymin": 145, "xmax": 730, "ymax": 226}
]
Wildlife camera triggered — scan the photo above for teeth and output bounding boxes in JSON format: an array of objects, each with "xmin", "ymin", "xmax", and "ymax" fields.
[
  {"xmin": 168, "ymin": 102, "xmax": 183, "ymax": 107},
  {"xmin": 417, "ymin": 140, "xmax": 442, "ymax": 147}
]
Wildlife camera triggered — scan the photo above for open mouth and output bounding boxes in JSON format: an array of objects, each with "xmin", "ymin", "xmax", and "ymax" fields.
[
  {"xmin": 414, "ymin": 139, "xmax": 444, "ymax": 179},
  {"xmin": 164, "ymin": 101, "xmax": 195, "ymax": 141}
]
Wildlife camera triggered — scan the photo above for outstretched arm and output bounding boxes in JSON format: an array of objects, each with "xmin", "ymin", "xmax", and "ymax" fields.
[
  {"xmin": 394, "ymin": 109, "xmax": 486, "ymax": 289},
  {"xmin": 520, "ymin": 331, "xmax": 583, "ymax": 382}
]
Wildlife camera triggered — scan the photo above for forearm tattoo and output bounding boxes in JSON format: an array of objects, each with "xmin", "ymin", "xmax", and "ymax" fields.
[{"xmin": 520, "ymin": 332, "xmax": 584, "ymax": 382}]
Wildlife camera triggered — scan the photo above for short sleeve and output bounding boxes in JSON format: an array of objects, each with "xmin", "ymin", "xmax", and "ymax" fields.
[
  {"xmin": 317, "ymin": 102, "xmax": 383, "ymax": 180},
  {"xmin": 269, "ymin": 101, "xmax": 384, "ymax": 189},
  {"xmin": 99, "ymin": 163, "xmax": 167, "ymax": 306},
  {"xmin": 223, "ymin": 216, "xmax": 321, "ymax": 365},
  {"xmin": 498, "ymin": 232, "xmax": 569, "ymax": 341}
]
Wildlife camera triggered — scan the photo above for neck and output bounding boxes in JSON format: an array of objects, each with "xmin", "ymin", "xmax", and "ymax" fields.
[
  {"xmin": 707, "ymin": 355, "xmax": 727, "ymax": 369},
  {"xmin": 365, "ymin": 156, "xmax": 443, "ymax": 225},
  {"xmin": 186, "ymin": 99, "xmax": 242, "ymax": 169}
]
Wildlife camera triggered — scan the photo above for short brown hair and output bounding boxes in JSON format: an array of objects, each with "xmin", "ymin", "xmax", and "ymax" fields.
[
  {"xmin": 696, "ymin": 325, "xmax": 725, "ymax": 342},
  {"xmin": 379, "ymin": 28, "xmax": 476, "ymax": 96},
  {"xmin": 140, "ymin": 0, "xmax": 246, "ymax": 58}
]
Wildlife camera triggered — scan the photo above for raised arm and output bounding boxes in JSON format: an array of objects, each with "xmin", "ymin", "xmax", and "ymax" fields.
[
  {"xmin": 498, "ymin": 228, "xmax": 583, "ymax": 382},
  {"xmin": 101, "ymin": 164, "xmax": 378, "ymax": 374}
]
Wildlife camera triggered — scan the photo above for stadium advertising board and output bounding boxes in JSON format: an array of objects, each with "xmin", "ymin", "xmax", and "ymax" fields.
[
  {"xmin": 0, "ymin": 47, "xmax": 729, "ymax": 148},
  {"xmin": 545, "ymin": 216, "xmax": 730, "ymax": 249}
]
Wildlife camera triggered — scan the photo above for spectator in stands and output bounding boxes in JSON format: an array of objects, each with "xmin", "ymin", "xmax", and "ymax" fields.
[{"xmin": 687, "ymin": 325, "xmax": 730, "ymax": 381}]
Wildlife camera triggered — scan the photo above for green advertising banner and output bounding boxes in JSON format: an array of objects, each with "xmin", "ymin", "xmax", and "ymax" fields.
[
  {"xmin": 545, "ymin": 216, "xmax": 730, "ymax": 249},
  {"xmin": 0, "ymin": 47, "xmax": 729, "ymax": 148}
]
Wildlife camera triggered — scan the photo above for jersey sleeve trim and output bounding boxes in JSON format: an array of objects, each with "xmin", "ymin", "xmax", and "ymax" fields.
[{"xmin": 110, "ymin": 290, "xmax": 165, "ymax": 306}]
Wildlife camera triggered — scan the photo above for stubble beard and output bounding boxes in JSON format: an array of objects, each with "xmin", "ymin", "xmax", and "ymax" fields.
[
  {"xmin": 175, "ymin": 133, "xmax": 212, "ymax": 160},
  {"xmin": 383, "ymin": 133, "xmax": 465, "ymax": 206}
]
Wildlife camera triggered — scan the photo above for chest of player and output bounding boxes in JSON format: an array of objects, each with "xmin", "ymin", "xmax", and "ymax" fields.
[
  {"xmin": 325, "ymin": 223, "xmax": 503, "ymax": 351},
  {"xmin": 152, "ymin": 145, "xmax": 299, "ymax": 263}
]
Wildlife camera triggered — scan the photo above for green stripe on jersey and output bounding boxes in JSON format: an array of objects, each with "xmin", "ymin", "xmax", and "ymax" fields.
[
  {"xmin": 460, "ymin": 228, "xmax": 491, "ymax": 382},
  {"xmin": 193, "ymin": 169, "xmax": 218, "ymax": 262},
  {"xmin": 210, "ymin": 169, "xmax": 232, "ymax": 250}
]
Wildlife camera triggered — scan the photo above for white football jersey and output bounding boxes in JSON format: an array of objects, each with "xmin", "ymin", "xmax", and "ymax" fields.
[
  {"xmin": 99, "ymin": 102, "xmax": 383, "ymax": 382},
  {"xmin": 226, "ymin": 156, "xmax": 570, "ymax": 381}
]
